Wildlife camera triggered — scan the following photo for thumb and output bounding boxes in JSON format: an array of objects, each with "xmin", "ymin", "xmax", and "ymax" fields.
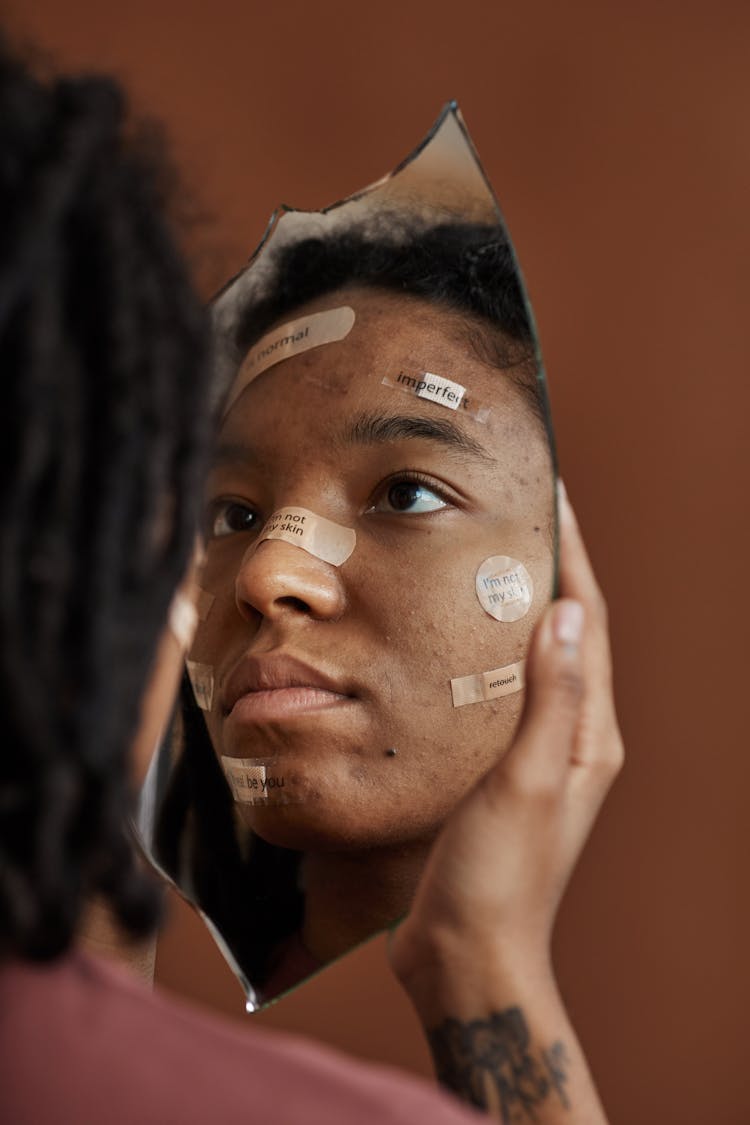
[{"xmin": 499, "ymin": 599, "xmax": 585, "ymax": 791}]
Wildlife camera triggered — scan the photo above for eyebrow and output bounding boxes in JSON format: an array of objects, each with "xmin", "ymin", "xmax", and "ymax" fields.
[
  {"xmin": 213, "ymin": 411, "xmax": 495, "ymax": 470},
  {"xmin": 343, "ymin": 411, "xmax": 495, "ymax": 463},
  {"xmin": 212, "ymin": 441, "xmax": 264, "ymax": 470}
]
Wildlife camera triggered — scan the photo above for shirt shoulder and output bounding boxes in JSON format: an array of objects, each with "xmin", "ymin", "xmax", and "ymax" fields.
[{"xmin": 0, "ymin": 951, "xmax": 479, "ymax": 1125}]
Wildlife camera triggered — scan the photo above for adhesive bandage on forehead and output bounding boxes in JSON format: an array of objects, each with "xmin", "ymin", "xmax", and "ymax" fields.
[
  {"xmin": 475, "ymin": 556, "xmax": 533, "ymax": 622},
  {"xmin": 224, "ymin": 306, "xmax": 356, "ymax": 415},
  {"xmin": 381, "ymin": 369, "xmax": 491, "ymax": 423},
  {"xmin": 451, "ymin": 659, "xmax": 526, "ymax": 707},
  {"xmin": 221, "ymin": 757, "xmax": 296, "ymax": 806},
  {"xmin": 256, "ymin": 507, "xmax": 356, "ymax": 566}
]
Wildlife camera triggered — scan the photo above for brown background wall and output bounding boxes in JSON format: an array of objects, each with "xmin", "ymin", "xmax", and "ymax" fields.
[{"xmin": 7, "ymin": 2, "xmax": 749, "ymax": 1121}]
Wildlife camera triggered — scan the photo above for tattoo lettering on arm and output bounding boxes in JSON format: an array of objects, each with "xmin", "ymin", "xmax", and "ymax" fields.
[{"xmin": 427, "ymin": 1006, "xmax": 570, "ymax": 1123}]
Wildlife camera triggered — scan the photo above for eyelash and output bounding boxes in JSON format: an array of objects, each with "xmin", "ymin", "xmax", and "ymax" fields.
[
  {"xmin": 205, "ymin": 470, "xmax": 457, "ymax": 540},
  {"xmin": 204, "ymin": 497, "xmax": 261, "ymax": 540},
  {"xmin": 367, "ymin": 470, "xmax": 454, "ymax": 516}
]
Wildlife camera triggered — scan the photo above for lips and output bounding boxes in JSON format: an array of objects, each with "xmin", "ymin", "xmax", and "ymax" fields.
[{"xmin": 222, "ymin": 652, "xmax": 355, "ymax": 717}]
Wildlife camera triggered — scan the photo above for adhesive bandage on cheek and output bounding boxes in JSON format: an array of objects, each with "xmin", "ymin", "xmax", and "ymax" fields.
[
  {"xmin": 475, "ymin": 556, "xmax": 534, "ymax": 622},
  {"xmin": 256, "ymin": 507, "xmax": 356, "ymax": 566},
  {"xmin": 196, "ymin": 588, "xmax": 215, "ymax": 621},
  {"xmin": 221, "ymin": 757, "xmax": 297, "ymax": 806},
  {"xmin": 168, "ymin": 592, "xmax": 199, "ymax": 651},
  {"xmin": 186, "ymin": 660, "xmax": 215, "ymax": 712},
  {"xmin": 224, "ymin": 306, "xmax": 356, "ymax": 415},
  {"xmin": 381, "ymin": 369, "xmax": 491, "ymax": 423},
  {"xmin": 450, "ymin": 557, "xmax": 533, "ymax": 708},
  {"xmin": 450, "ymin": 659, "xmax": 526, "ymax": 707}
]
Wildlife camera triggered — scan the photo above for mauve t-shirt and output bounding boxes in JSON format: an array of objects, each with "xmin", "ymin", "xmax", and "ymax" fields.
[{"xmin": 0, "ymin": 950, "xmax": 480, "ymax": 1125}]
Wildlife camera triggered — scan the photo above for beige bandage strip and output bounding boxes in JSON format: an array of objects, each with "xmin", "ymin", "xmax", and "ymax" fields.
[
  {"xmin": 382, "ymin": 370, "xmax": 491, "ymax": 423},
  {"xmin": 221, "ymin": 757, "xmax": 290, "ymax": 805},
  {"xmin": 450, "ymin": 658, "xmax": 526, "ymax": 708},
  {"xmin": 168, "ymin": 592, "xmax": 199, "ymax": 651},
  {"xmin": 196, "ymin": 587, "xmax": 215, "ymax": 621},
  {"xmin": 475, "ymin": 556, "xmax": 534, "ymax": 622},
  {"xmin": 225, "ymin": 306, "xmax": 356, "ymax": 414},
  {"xmin": 257, "ymin": 506, "xmax": 355, "ymax": 566},
  {"xmin": 186, "ymin": 660, "xmax": 215, "ymax": 712}
]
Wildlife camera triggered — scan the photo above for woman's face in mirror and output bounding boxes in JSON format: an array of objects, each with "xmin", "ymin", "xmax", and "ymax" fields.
[{"xmin": 191, "ymin": 285, "xmax": 554, "ymax": 853}]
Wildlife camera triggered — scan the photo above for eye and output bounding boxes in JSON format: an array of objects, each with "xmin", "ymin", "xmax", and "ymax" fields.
[
  {"xmin": 206, "ymin": 499, "xmax": 260, "ymax": 539},
  {"xmin": 370, "ymin": 476, "xmax": 449, "ymax": 515}
]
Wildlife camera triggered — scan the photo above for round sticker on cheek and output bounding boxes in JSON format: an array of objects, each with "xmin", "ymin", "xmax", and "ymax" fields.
[{"xmin": 475, "ymin": 556, "xmax": 534, "ymax": 622}]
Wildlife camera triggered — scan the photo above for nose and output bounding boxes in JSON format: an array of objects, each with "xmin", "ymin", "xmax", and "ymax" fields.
[{"xmin": 235, "ymin": 539, "xmax": 347, "ymax": 623}]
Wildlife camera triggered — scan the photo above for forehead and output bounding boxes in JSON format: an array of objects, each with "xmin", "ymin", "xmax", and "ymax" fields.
[{"xmin": 219, "ymin": 287, "xmax": 546, "ymax": 465}]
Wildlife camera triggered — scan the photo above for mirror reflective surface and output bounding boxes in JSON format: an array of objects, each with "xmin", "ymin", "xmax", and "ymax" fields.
[{"xmin": 138, "ymin": 104, "xmax": 558, "ymax": 1010}]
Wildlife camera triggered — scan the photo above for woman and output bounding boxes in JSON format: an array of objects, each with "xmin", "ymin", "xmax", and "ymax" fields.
[
  {"xmin": 0, "ymin": 37, "xmax": 475, "ymax": 1125},
  {"xmin": 0, "ymin": 39, "xmax": 620, "ymax": 1122}
]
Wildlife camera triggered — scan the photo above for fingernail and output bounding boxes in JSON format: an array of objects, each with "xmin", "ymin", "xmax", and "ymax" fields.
[
  {"xmin": 553, "ymin": 599, "xmax": 584, "ymax": 647},
  {"xmin": 556, "ymin": 478, "xmax": 570, "ymax": 517},
  {"xmin": 556, "ymin": 478, "xmax": 576, "ymax": 526}
]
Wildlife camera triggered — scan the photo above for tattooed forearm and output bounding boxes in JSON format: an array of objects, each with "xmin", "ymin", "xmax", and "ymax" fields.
[{"xmin": 427, "ymin": 1007, "xmax": 570, "ymax": 1122}]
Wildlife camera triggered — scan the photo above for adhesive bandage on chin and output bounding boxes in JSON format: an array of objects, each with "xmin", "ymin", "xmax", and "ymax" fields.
[
  {"xmin": 221, "ymin": 757, "xmax": 295, "ymax": 805},
  {"xmin": 381, "ymin": 370, "xmax": 491, "ymax": 423},
  {"xmin": 224, "ymin": 306, "xmax": 356, "ymax": 415},
  {"xmin": 256, "ymin": 506, "xmax": 356, "ymax": 566},
  {"xmin": 450, "ymin": 659, "xmax": 526, "ymax": 707},
  {"xmin": 475, "ymin": 556, "xmax": 533, "ymax": 622},
  {"xmin": 186, "ymin": 660, "xmax": 215, "ymax": 712}
]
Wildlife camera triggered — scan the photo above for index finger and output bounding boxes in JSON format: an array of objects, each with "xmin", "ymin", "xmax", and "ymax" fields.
[
  {"xmin": 556, "ymin": 480, "xmax": 606, "ymax": 613},
  {"xmin": 556, "ymin": 480, "xmax": 623, "ymax": 779},
  {"xmin": 556, "ymin": 480, "xmax": 616, "ymax": 703}
]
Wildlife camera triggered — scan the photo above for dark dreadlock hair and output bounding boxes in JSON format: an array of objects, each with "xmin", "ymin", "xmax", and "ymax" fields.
[
  {"xmin": 0, "ymin": 39, "xmax": 213, "ymax": 961},
  {"xmin": 235, "ymin": 221, "xmax": 534, "ymax": 345},
  {"xmin": 217, "ymin": 219, "xmax": 550, "ymax": 431},
  {"xmin": 154, "ymin": 218, "xmax": 554, "ymax": 998}
]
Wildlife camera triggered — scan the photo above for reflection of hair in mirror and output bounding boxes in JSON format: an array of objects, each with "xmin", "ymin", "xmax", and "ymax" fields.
[
  {"xmin": 232, "ymin": 221, "xmax": 549, "ymax": 433},
  {"xmin": 155, "ymin": 676, "xmax": 303, "ymax": 991},
  {"xmin": 0, "ymin": 48, "xmax": 212, "ymax": 962}
]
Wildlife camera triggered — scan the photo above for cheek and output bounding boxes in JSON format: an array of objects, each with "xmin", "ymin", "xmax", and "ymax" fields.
[
  {"xmin": 183, "ymin": 581, "xmax": 242, "ymax": 742},
  {"xmin": 348, "ymin": 689, "xmax": 526, "ymax": 843},
  {"xmin": 375, "ymin": 537, "xmax": 553, "ymax": 686},
  {"xmin": 369, "ymin": 540, "xmax": 553, "ymax": 784},
  {"xmin": 188, "ymin": 540, "xmax": 250, "ymax": 664},
  {"xmin": 188, "ymin": 585, "xmax": 234, "ymax": 661}
]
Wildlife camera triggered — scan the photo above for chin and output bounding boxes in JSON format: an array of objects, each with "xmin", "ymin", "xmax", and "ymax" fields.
[
  {"xmin": 237, "ymin": 797, "xmax": 442, "ymax": 855},
  {"xmin": 237, "ymin": 802, "xmax": 368, "ymax": 851}
]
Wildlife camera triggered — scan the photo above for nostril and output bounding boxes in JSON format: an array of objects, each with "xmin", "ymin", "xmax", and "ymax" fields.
[{"xmin": 277, "ymin": 595, "xmax": 312, "ymax": 613}]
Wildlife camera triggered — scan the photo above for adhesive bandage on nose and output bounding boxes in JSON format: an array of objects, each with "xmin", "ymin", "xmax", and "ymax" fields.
[
  {"xmin": 475, "ymin": 556, "xmax": 533, "ymax": 622},
  {"xmin": 450, "ymin": 659, "xmax": 526, "ymax": 707},
  {"xmin": 256, "ymin": 507, "xmax": 356, "ymax": 566},
  {"xmin": 381, "ymin": 370, "xmax": 491, "ymax": 423},
  {"xmin": 224, "ymin": 306, "xmax": 356, "ymax": 414},
  {"xmin": 221, "ymin": 756, "xmax": 293, "ymax": 805},
  {"xmin": 186, "ymin": 660, "xmax": 215, "ymax": 712}
]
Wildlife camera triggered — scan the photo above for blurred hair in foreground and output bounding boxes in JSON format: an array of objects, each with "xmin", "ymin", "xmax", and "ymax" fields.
[{"xmin": 0, "ymin": 34, "xmax": 213, "ymax": 962}]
